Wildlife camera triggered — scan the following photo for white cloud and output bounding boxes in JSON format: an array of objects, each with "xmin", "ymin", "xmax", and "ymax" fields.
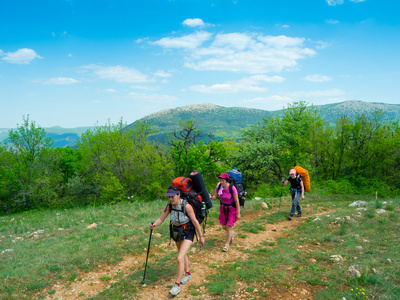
[
  {"xmin": 154, "ymin": 70, "xmax": 172, "ymax": 77},
  {"xmin": 182, "ymin": 18, "xmax": 205, "ymax": 27},
  {"xmin": 189, "ymin": 74, "xmax": 285, "ymax": 93},
  {"xmin": 286, "ymin": 89, "xmax": 345, "ymax": 98},
  {"xmin": 82, "ymin": 64, "xmax": 150, "ymax": 83},
  {"xmin": 326, "ymin": 19, "xmax": 340, "ymax": 24},
  {"xmin": 303, "ymin": 74, "xmax": 333, "ymax": 82},
  {"xmin": 183, "ymin": 33, "xmax": 316, "ymax": 74},
  {"xmin": 42, "ymin": 77, "xmax": 79, "ymax": 85},
  {"xmin": 130, "ymin": 85, "xmax": 157, "ymax": 91},
  {"xmin": 212, "ymin": 33, "xmax": 253, "ymax": 50},
  {"xmin": 104, "ymin": 89, "xmax": 116, "ymax": 93},
  {"xmin": 242, "ymin": 95, "xmax": 293, "ymax": 111},
  {"xmin": 243, "ymin": 95, "xmax": 292, "ymax": 103},
  {"xmin": 0, "ymin": 48, "xmax": 42, "ymax": 64},
  {"xmin": 326, "ymin": 0, "xmax": 344, "ymax": 6},
  {"xmin": 151, "ymin": 31, "xmax": 212, "ymax": 49},
  {"xmin": 128, "ymin": 92, "xmax": 179, "ymax": 103},
  {"xmin": 257, "ymin": 35, "xmax": 305, "ymax": 48},
  {"xmin": 314, "ymin": 40, "xmax": 331, "ymax": 49}
]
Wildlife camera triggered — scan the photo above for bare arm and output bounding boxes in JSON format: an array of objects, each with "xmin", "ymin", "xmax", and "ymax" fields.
[
  {"xmin": 150, "ymin": 204, "xmax": 170, "ymax": 229},
  {"xmin": 185, "ymin": 203, "xmax": 205, "ymax": 247},
  {"xmin": 282, "ymin": 178, "xmax": 289, "ymax": 186},
  {"xmin": 233, "ymin": 193, "xmax": 241, "ymax": 219},
  {"xmin": 300, "ymin": 181, "xmax": 305, "ymax": 199}
]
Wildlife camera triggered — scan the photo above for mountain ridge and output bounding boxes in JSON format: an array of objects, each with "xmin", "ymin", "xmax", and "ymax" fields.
[
  {"xmin": 130, "ymin": 100, "xmax": 400, "ymax": 143},
  {"xmin": 1, "ymin": 100, "xmax": 399, "ymax": 146}
]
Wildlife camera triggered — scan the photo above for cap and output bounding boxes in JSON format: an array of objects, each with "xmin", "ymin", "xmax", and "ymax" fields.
[
  {"xmin": 289, "ymin": 169, "xmax": 296, "ymax": 175},
  {"xmin": 219, "ymin": 173, "xmax": 229, "ymax": 179},
  {"xmin": 164, "ymin": 189, "xmax": 180, "ymax": 197}
]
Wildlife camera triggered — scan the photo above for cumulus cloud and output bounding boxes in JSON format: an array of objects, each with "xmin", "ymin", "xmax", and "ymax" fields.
[
  {"xmin": 190, "ymin": 74, "xmax": 285, "ymax": 93},
  {"xmin": 314, "ymin": 40, "xmax": 331, "ymax": 49},
  {"xmin": 326, "ymin": 0, "xmax": 344, "ymax": 5},
  {"xmin": 42, "ymin": 77, "xmax": 79, "ymax": 85},
  {"xmin": 82, "ymin": 64, "xmax": 150, "ymax": 83},
  {"xmin": 286, "ymin": 89, "xmax": 345, "ymax": 98},
  {"xmin": 184, "ymin": 34, "xmax": 316, "ymax": 74},
  {"xmin": 151, "ymin": 31, "xmax": 212, "ymax": 49},
  {"xmin": 154, "ymin": 70, "xmax": 172, "ymax": 77},
  {"xmin": 128, "ymin": 92, "xmax": 179, "ymax": 103},
  {"xmin": 104, "ymin": 89, "xmax": 116, "ymax": 93},
  {"xmin": 326, "ymin": 19, "xmax": 340, "ymax": 24},
  {"xmin": 243, "ymin": 95, "xmax": 292, "ymax": 103},
  {"xmin": 303, "ymin": 74, "xmax": 333, "ymax": 82},
  {"xmin": 182, "ymin": 18, "xmax": 205, "ymax": 27},
  {"xmin": 242, "ymin": 95, "xmax": 294, "ymax": 111},
  {"xmin": 0, "ymin": 48, "xmax": 42, "ymax": 64},
  {"xmin": 327, "ymin": 0, "xmax": 365, "ymax": 5}
]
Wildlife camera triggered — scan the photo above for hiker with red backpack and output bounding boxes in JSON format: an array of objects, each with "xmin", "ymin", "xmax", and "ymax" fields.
[
  {"xmin": 282, "ymin": 168, "xmax": 304, "ymax": 220},
  {"xmin": 210, "ymin": 173, "xmax": 241, "ymax": 252},
  {"xmin": 150, "ymin": 185, "xmax": 205, "ymax": 296}
]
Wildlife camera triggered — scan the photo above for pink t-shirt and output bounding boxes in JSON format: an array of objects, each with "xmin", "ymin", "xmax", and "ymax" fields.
[{"xmin": 215, "ymin": 183, "xmax": 238, "ymax": 205}]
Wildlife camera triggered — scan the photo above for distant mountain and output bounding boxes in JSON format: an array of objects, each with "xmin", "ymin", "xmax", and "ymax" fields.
[
  {"xmin": 129, "ymin": 100, "xmax": 400, "ymax": 143},
  {"xmin": 0, "ymin": 126, "xmax": 93, "ymax": 148},
  {"xmin": 317, "ymin": 100, "xmax": 400, "ymax": 124},
  {"xmin": 2, "ymin": 101, "xmax": 398, "ymax": 147},
  {"xmin": 127, "ymin": 103, "xmax": 282, "ymax": 143}
]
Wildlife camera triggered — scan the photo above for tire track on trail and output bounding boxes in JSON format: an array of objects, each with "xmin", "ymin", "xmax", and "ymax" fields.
[{"xmin": 39, "ymin": 203, "xmax": 327, "ymax": 299}]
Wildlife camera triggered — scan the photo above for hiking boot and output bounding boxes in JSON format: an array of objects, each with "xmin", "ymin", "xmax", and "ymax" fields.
[
  {"xmin": 180, "ymin": 273, "xmax": 192, "ymax": 284},
  {"xmin": 296, "ymin": 212, "xmax": 302, "ymax": 217},
  {"xmin": 169, "ymin": 283, "xmax": 181, "ymax": 296},
  {"xmin": 288, "ymin": 215, "xmax": 293, "ymax": 221}
]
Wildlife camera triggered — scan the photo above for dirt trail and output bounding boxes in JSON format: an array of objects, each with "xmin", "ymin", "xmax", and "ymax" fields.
[{"xmin": 39, "ymin": 204, "xmax": 327, "ymax": 299}]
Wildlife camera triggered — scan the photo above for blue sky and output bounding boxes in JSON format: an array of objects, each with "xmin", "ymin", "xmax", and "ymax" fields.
[{"xmin": 1, "ymin": 0, "xmax": 399, "ymax": 128}]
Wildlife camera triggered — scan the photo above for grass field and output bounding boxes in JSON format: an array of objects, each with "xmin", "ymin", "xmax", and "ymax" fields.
[{"xmin": 1, "ymin": 193, "xmax": 399, "ymax": 299}]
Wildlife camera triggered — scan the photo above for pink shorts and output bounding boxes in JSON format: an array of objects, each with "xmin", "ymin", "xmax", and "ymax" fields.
[{"xmin": 219, "ymin": 205, "xmax": 237, "ymax": 227}]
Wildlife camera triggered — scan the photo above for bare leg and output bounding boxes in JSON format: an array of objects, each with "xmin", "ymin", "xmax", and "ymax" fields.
[
  {"xmin": 224, "ymin": 225, "xmax": 234, "ymax": 248},
  {"xmin": 175, "ymin": 239, "xmax": 192, "ymax": 284}
]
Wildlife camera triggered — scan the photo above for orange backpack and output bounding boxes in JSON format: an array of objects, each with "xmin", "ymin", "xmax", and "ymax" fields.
[
  {"xmin": 294, "ymin": 166, "xmax": 311, "ymax": 192},
  {"xmin": 171, "ymin": 177, "xmax": 193, "ymax": 193}
]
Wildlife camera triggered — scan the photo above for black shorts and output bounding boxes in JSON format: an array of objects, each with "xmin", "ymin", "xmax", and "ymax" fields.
[
  {"xmin": 171, "ymin": 223, "xmax": 196, "ymax": 242},
  {"xmin": 183, "ymin": 224, "xmax": 195, "ymax": 242}
]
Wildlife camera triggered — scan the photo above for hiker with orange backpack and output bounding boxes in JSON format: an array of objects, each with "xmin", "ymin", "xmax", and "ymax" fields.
[
  {"xmin": 150, "ymin": 185, "xmax": 205, "ymax": 296},
  {"xmin": 210, "ymin": 173, "xmax": 241, "ymax": 252},
  {"xmin": 282, "ymin": 168, "xmax": 304, "ymax": 220}
]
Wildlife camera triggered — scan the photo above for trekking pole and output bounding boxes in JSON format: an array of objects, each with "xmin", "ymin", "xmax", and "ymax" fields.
[
  {"xmin": 278, "ymin": 181, "xmax": 284, "ymax": 213},
  {"xmin": 141, "ymin": 222, "xmax": 154, "ymax": 284}
]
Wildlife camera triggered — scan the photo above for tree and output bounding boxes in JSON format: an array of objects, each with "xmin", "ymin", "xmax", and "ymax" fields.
[
  {"xmin": 77, "ymin": 120, "xmax": 173, "ymax": 203},
  {"xmin": 3, "ymin": 115, "xmax": 57, "ymax": 212},
  {"xmin": 169, "ymin": 120, "xmax": 228, "ymax": 177},
  {"xmin": 235, "ymin": 101, "xmax": 321, "ymax": 184}
]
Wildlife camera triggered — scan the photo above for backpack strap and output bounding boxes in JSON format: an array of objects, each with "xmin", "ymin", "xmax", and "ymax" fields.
[{"xmin": 229, "ymin": 184, "xmax": 233, "ymax": 200}]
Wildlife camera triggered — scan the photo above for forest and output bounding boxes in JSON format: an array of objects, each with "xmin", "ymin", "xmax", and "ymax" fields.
[{"xmin": 1, "ymin": 101, "xmax": 399, "ymax": 215}]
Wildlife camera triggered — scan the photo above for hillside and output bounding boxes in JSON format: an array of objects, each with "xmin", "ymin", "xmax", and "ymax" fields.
[
  {"xmin": 0, "ymin": 126, "xmax": 93, "ymax": 147},
  {"xmin": 128, "ymin": 103, "xmax": 280, "ymax": 142},
  {"xmin": 317, "ymin": 100, "xmax": 400, "ymax": 123},
  {"xmin": 130, "ymin": 100, "xmax": 400, "ymax": 142},
  {"xmin": 2, "ymin": 101, "xmax": 399, "ymax": 146}
]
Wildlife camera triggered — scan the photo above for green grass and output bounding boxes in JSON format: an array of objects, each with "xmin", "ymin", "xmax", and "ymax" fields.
[
  {"xmin": 204, "ymin": 194, "xmax": 400, "ymax": 299},
  {"xmin": 0, "ymin": 200, "xmax": 168, "ymax": 299},
  {"xmin": 0, "ymin": 194, "xmax": 399, "ymax": 299}
]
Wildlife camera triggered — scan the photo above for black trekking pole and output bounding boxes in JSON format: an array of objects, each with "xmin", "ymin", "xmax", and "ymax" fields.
[
  {"xmin": 278, "ymin": 181, "xmax": 284, "ymax": 214},
  {"xmin": 141, "ymin": 222, "xmax": 154, "ymax": 284}
]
